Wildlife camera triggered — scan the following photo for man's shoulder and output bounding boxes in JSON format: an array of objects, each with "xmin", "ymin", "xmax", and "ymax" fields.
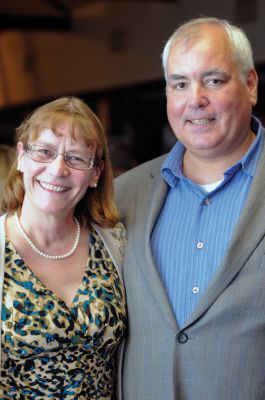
[
  {"xmin": 114, "ymin": 154, "xmax": 167, "ymax": 219},
  {"xmin": 115, "ymin": 154, "xmax": 167, "ymax": 188}
]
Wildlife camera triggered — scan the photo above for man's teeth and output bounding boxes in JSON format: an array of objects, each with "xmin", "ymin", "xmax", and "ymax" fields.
[
  {"xmin": 191, "ymin": 119, "xmax": 212, "ymax": 125},
  {"xmin": 40, "ymin": 182, "xmax": 66, "ymax": 192}
]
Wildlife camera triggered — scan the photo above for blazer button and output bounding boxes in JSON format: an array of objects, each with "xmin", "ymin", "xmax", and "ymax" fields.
[{"xmin": 177, "ymin": 333, "xmax": 188, "ymax": 343}]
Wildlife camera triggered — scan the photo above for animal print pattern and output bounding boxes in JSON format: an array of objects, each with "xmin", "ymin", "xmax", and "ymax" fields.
[{"xmin": 0, "ymin": 224, "xmax": 127, "ymax": 399}]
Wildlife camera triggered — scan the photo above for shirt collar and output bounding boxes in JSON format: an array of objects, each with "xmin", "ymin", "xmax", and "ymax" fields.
[
  {"xmin": 227, "ymin": 116, "xmax": 264, "ymax": 177},
  {"xmin": 162, "ymin": 115, "xmax": 264, "ymax": 187}
]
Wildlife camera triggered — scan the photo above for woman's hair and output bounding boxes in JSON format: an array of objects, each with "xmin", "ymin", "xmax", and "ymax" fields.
[
  {"xmin": 0, "ymin": 144, "xmax": 16, "ymax": 206},
  {"xmin": 162, "ymin": 17, "xmax": 254, "ymax": 83},
  {"xmin": 2, "ymin": 96, "xmax": 119, "ymax": 228}
]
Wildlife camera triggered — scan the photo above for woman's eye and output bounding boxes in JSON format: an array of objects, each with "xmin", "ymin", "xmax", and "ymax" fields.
[
  {"xmin": 69, "ymin": 154, "xmax": 82, "ymax": 161},
  {"xmin": 38, "ymin": 148, "xmax": 52, "ymax": 156},
  {"xmin": 68, "ymin": 154, "xmax": 89, "ymax": 164}
]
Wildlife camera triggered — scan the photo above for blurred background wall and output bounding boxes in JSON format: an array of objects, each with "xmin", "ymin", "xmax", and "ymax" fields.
[{"xmin": 0, "ymin": 0, "xmax": 264, "ymax": 175}]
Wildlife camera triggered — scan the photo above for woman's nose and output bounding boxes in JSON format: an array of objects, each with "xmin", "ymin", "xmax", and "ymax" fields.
[{"xmin": 46, "ymin": 153, "xmax": 69, "ymax": 176}]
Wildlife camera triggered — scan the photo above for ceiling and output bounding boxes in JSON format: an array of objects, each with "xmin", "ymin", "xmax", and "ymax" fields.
[{"xmin": 0, "ymin": 0, "xmax": 176, "ymax": 31}]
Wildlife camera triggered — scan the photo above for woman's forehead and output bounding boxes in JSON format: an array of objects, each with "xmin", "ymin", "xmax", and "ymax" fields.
[
  {"xmin": 30, "ymin": 127, "xmax": 98, "ymax": 153},
  {"xmin": 31, "ymin": 122, "xmax": 85, "ymax": 141},
  {"xmin": 27, "ymin": 116, "xmax": 102, "ymax": 153}
]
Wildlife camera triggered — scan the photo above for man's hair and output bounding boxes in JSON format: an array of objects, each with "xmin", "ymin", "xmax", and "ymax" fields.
[
  {"xmin": 162, "ymin": 17, "xmax": 254, "ymax": 82},
  {"xmin": 1, "ymin": 96, "xmax": 119, "ymax": 228}
]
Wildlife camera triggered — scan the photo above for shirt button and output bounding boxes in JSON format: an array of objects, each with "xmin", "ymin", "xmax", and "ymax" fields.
[
  {"xmin": 196, "ymin": 242, "xmax": 204, "ymax": 249},
  {"xmin": 176, "ymin": 333, "xmax": 188, "ymax": 343},
  {"xmin": 204, "ymin": 198, "xmax": 211, "ymax": 205},
  {"xmin": 192, "ymin": 286, "xmax": 199, "ymax": 294}
]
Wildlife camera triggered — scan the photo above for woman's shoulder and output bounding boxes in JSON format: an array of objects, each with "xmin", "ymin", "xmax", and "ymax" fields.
[
  {"xmin": 103, "ymin": 222, "xmax": 126, "ymax": 254},
  {"xmin": 91, "ymin": 221, "xmax": 126, "ymax": 252},
  {"xmin": 91, "ymin": 221, "xmax": 126, "ymax": 272},
  {"xmin": 109, "ymin": 221, "xmax": 126, "ymax": 241}
]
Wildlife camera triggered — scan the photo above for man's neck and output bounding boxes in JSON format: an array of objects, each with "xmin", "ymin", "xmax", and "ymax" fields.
[{"xmin": 182, "ymin": 131, "xmax": 256, "ymax": 184}]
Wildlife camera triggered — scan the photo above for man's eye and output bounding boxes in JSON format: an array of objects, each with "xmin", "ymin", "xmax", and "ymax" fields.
[
  {"xmin": 168, "ymin": 77, "xmax": 188, "ymax": 91},
  {"xmin": 207, "ymin": 78, "xmax": 223, "ymax": 86},
  {"xmin": 175, "ymin": 82, "xmax": 186, "ymax": 90},
  {"xmin": 170, "ymin": 81, "xmax": 187, "ymax": 90}
]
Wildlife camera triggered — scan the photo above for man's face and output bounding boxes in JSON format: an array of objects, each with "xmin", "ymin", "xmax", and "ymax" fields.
[{"xmin": 166, "ymin": 25, "xmax": 258, "ymax": 162}]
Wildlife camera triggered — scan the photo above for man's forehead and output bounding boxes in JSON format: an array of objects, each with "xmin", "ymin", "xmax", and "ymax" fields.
[
  {"xmin": 171, "ymin": 24, "xmax": 228, "ymax": 54},
  {"xmin": 173, "ymin": 28, "xmax": 205, "ymax": 51}
]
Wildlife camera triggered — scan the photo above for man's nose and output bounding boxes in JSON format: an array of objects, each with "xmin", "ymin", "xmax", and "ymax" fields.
[{"xmin": 188, "ymin": 83, "xmax": 209, "ymax": 109}]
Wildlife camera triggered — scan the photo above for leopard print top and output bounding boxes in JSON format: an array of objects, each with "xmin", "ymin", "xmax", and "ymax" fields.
[{"xmin": 0, "ymin": 226, "xmax": 127, "ymax": 399}]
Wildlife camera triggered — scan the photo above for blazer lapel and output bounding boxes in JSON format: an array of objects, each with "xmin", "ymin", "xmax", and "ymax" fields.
[
  {"xmin": 132, "ymin": 158, "xmax": 178, "ymax": 329},
  {"xmin": 184, "ymin": 142, "xmax": 265, "ymax": 328}
]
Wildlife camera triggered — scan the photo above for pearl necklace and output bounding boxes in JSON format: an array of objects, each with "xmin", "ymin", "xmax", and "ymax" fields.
[{"xmin": 15, "ymin": 211, "xmax": 81, "ymax": 260}]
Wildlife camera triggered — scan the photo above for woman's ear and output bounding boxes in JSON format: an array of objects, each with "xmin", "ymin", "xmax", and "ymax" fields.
[
  {"xmin": 17, "ymin": 142, "xmax": 25, "ymax": 172},
  {"xmin": 90, "ymin": 161, "xmax": 104, "ymax": 188},
  {"xmin": 17, "ymin": 159, "xmax": 21, "ymax": 172}
]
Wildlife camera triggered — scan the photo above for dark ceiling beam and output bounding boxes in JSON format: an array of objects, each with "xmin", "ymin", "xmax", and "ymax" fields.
[
  {"xmin": 103, "ymin": 0, "xmax": 176, "ymax": 1},
  {"xmin": 44, "ymin": 0, "xmax": 71, "ymax": 15},
  {"xmin": 0, "ymin": 14, "xmax": 72, "ymax": 31},
  {"xmin": 100, "ymin": 0, "xmax": 176, "ymax": 1}
]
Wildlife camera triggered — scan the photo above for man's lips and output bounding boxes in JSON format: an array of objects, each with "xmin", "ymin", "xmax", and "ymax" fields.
[{"xmin": 187, "ymin": 118, "xmax": 216, "ymax": 125}]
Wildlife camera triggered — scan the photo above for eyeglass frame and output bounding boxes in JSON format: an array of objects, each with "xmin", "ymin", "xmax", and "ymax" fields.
[{"xmin": 24, "ymin": 144, "xmax": 97, "ymax": 170}]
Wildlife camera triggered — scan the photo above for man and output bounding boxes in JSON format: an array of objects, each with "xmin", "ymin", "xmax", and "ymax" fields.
[{"xmin": 115, "ymin": 17, "xmax": 265, "ymax": 400}]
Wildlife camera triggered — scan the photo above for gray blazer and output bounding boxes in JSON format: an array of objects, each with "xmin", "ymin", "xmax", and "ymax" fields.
[{"xmin": 115, "ymin": 139, "xmax": 265, "ymax": 400}]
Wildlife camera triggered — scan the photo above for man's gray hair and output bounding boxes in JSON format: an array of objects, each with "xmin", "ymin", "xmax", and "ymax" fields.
[{"xmin": 162, "ymin": 17, "xmax": 254, "ymax": 82}]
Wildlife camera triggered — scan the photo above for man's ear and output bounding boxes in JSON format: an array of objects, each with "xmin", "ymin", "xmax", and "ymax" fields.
[{"xmin": 247, "ymin": 68, "xmax": 258, "ymax": 107}]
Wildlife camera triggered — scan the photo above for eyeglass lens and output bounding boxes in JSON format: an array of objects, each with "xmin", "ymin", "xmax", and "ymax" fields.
[{"xmin": 26, "ymin": 145, "xmax": 94, "ymax": 170}]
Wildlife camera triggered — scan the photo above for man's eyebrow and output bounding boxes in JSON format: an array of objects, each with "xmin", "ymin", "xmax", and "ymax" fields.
[
  {"xmin": 202, "ymin": 68, "xmax": 230, "ymax": 78},
  {"xmin": 166, "ymin": 69, "xmax": 231, "ymax": 84},
  {"xmin": 167, "ymin": 74, "xmax": 186, "ymax": 82}
]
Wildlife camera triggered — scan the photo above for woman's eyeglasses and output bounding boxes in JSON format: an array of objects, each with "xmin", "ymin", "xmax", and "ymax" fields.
[{"xmin": 25, "ymin": 144, "xmax": 95, "ymax": 170}]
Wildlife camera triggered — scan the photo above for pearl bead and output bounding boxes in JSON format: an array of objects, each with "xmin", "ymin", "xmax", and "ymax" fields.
[{"xmin": 15, "ymin": 211, "xmax": 81, "ymax": 260}]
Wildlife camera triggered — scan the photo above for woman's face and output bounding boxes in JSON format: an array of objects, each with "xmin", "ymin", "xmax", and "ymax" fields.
[{"xmin": 17, "ymin": 123, "xmax": 102, "ymax": 218}]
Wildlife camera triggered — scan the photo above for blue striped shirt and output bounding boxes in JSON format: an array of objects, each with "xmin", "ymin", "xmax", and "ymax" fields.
[{"xmin": 151, "ymin": 117, "xmax": 264, "ymax": 327}]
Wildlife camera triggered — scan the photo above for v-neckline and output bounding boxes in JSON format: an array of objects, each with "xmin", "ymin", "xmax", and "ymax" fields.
[{"xmin": 5, "ymin": 236, "xmax": 92, "ymax": 310}]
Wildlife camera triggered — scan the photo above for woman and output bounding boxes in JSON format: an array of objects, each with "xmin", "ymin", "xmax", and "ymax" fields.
[{"xmin": 0, "ymin": 97, "xmax": 127, "ymax": 399}]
